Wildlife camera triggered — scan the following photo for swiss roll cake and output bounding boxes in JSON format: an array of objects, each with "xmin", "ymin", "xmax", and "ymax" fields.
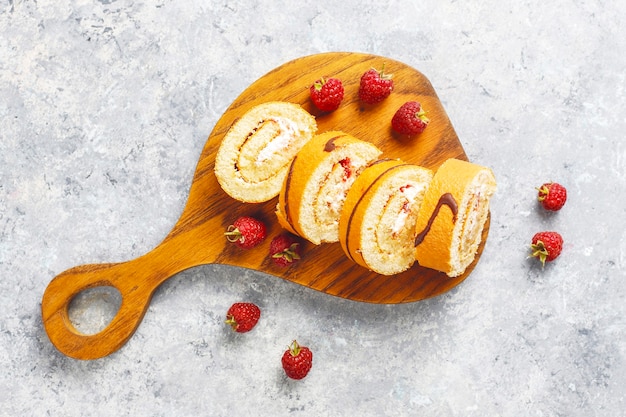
[
  {"xmin": 214, "ymin": 101, "xmax": 317, "ymax": 203},
  {"xmin": 339, "ymin": 159, "xmax": 433, "ymax": 275},
  {"xmin": 275, "ymin": 131, "xmax": 382, "ymax": 245},
  {"xmin": 413, "ymin": 158, "xmax": 496, "ymax": 277}
]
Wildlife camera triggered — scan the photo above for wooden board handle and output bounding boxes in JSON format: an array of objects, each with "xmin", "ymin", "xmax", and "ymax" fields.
[
  {"xmin": 41, "ymin": 262, "xmax": 151, "ymax": 359},
  {"xmin": 40, "ymin": 236, "xmax": 201, "ymax": 359}
]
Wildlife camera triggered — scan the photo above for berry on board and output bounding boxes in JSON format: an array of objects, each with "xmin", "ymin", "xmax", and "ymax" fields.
[
  {"xmin": 270, "ymin": 233, "xmax": 301, "ymax": 267},
  {"xmin": 358, "ymin": 66, "xmax": 394, "ymax": 104},
  {"xmin": 391, "ymin": 101, "xmax": 430, "ymax": 135},
  {"xmin": 224, "ymin": 216, "xmax": 267, "ymax": 249},
  {"xmin": 310, "ymin": 77, "xmax": 344, "ymax": 112}
]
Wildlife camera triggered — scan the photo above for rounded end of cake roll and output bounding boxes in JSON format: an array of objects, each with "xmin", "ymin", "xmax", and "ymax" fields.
[
  {"xmin": 339, "ymin": 159, "xmax": 433, "ymax": 275},
  {"xmin": 275, "ymin": 200, "xmax": 299, "ymax": 236},
  {"xmin": 214, "ymin": 101, "xmax": 317, "ymax": 203},
  {"xmin": 414, "ymin": 158, "xmax": 497, "ymax": 277},
  {"xmin": 276, "ymin": 131, "xmax": 382, "ymax": 245}
]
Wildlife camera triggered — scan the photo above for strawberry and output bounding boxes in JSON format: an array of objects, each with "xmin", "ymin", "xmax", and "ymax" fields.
[
  {"xmin": 391, "ymin": 101, "xmax": 430, "ymax": 135},
  {"xmin": 310, "ymin": 77, "xmax": 344, "ymax": 112},
  {"xmin": 530, "ymin": 231, "xmax": 563, "ymax": 266},
  {"xmin": 358, "ymin": 66, "xmax": 394, "ymax": 104},
  {"xmin": 224, "ymin": 216, "xmax": 267, "ymax": 249},
  {"xmin": 225, "ymin": 302, "xmax": 261, "ymax": 333},
  {"xmin": 269, "ymin": 233, "xmax": 301, "ymax": 267},
  {"xmin": 281, "ymin": 340, "xmax": 313, "ymax": 380},
  {"xmin": 537, "ymin": 182, "xmax": 567, "ymax": 211}
]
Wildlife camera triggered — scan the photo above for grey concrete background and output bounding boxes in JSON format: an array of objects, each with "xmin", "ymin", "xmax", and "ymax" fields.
[{"xmin": 1, "ymin": 0, "xmax": 625, "ymax": 416}]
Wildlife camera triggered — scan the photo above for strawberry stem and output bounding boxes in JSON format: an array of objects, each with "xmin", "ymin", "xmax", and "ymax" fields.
[
  {"xmin": 377, "ymin": 63, "xmax": 393, "ymax": 80},
  {"xmin": 225, "ymin": 315, "xmax": 238, "ymax": 330},
  {"xmin": 272, "ymin": 243, "xmax": 300, "ymax": 262},
  {"xmin": 289, "ymin": 340, "xmax": 301, "ymax": 356},
  {"xmin": 417, "ymin": 108, "xmax": 430, "ymax": 124},
  {"xmin": 224, "ymin": 225, "xmax": 242, "ymax": 242},
  {"xmin": 537, "ymin": 185, "xmax": 549, "ymax": 201},
  {"xmin": 314, "ymin": 77, "xmax": 326, "ymax": 91},
  {"xmin": 530, "ymin": 241, "xmax": 548, "ymax": 267}
]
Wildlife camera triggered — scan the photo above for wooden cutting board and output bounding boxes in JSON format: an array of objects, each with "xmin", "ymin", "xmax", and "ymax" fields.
[{"xmin": 41, "ymin": 52, "xmax": 490, "ymax": 360}]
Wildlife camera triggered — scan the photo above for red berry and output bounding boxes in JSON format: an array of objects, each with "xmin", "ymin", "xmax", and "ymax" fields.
[
  {"xmin": 310, "ymin": 77, "xmax": 344, "ymax": 112},
  {"xmin": 537, "ymin": 182, "xmax": 567, "ymax": 211},
  {"xmin": 391, "ymin": 101, "xmax": 430, "ymax": 135},
  {"xmin": 269, "ymin": 233, "xmax": 301, "ymax": 267},
  {"xmin": 225, "ymin": 302, "xmax": 261, "ymax": 333},
  {"xmin": 530, "ymin": 231, "xmax": 563, "ymax": 267},
  {"xmin": 358, "ymin": 66, "xmax": 394, "ymax": 104},
  {"xmin": 281, "ymin": 340, "xmax": 313, "ymax": 380},
  {"xmin": 224, "ymin": 216, "xmax": 267, "ymax": 249},
  {"xmin": 339, "ymin": 157, "xmax": 352, "ymax": 179}
]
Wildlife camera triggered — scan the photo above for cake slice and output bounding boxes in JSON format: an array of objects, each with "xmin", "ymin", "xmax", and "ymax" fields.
[
  {"xmin": 275, "ymin": 131, "xmax": 382, "ymax": 245},
  {"xmin": 413, "ymin": 158, "xmax": 497, "ymax": 277},
  {"xmin": 339, "ymin": 159, "xmax": 433, "ymax": 275},
  {"xmin": 214, "ymin": 101, "xmax": 317, "ymax": 203}
]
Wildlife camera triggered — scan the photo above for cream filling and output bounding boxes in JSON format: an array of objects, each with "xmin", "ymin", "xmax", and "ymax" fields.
[
  {"xmin": 390, "ymin": 185, "xmax": 419, "ymax": 235},
  {"xmin": 315, "ymin": 159, "xmax": 354, "ymax": 239},
  {"xmin": 324, "ymin": 170, "xmax": 353, "ymax": 216},
  {"xmin": 255, "ymin": 117, "xmax": 299, "ymax": 164},
  {"xmin": 449, "ymin": 171, "xmax": 496, "ymax": 277}
]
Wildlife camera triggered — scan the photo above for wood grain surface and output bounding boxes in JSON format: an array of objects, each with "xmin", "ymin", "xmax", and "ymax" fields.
[{"xmin": 41, "ymin": 52, "xmax": 490, "ymax": 359}]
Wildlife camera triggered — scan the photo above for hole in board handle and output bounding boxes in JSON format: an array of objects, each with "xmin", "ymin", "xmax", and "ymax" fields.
[{"xmin": 68, "ymin": 286, "xmax": 122, "ymax": 335}]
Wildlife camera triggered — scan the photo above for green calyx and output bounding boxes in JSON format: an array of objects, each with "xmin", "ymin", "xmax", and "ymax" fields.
[
  {"xmin": 417, "ymin": 108, "xmax": 430, "ymax": 124},
  {"xmin": 375, "ymin": 63, "xmax": 393, "ymax": 80},
  {"xmin": 288, "ymin": 340, "xmax": 302, "ymax": 356},
  {"xmin": 272, "ymin": 243, "xmax": 301, "ymax": 262},
  {"xmin": 224, "ymin": 225, "xmax": 242, "ymax": 242},
  {"xmin": 314, "ymin": 78, "xmax": 326, "ymax": 91},
  {"xmin": 537, "ymin": 185, "xmax": 549, "ymax": 202},
  {"xmin": 530, "ymin": 240, "xmax": 548, "ymax": 267},
  {"xmin": 225, "ymin": 315, "xmax": 238, "ymax": 330}
]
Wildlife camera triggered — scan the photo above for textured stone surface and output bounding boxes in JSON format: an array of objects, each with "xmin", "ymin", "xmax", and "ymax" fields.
[{"xmin": 1, "ymin": 0, "xmax": 625, "ymax": 415}]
